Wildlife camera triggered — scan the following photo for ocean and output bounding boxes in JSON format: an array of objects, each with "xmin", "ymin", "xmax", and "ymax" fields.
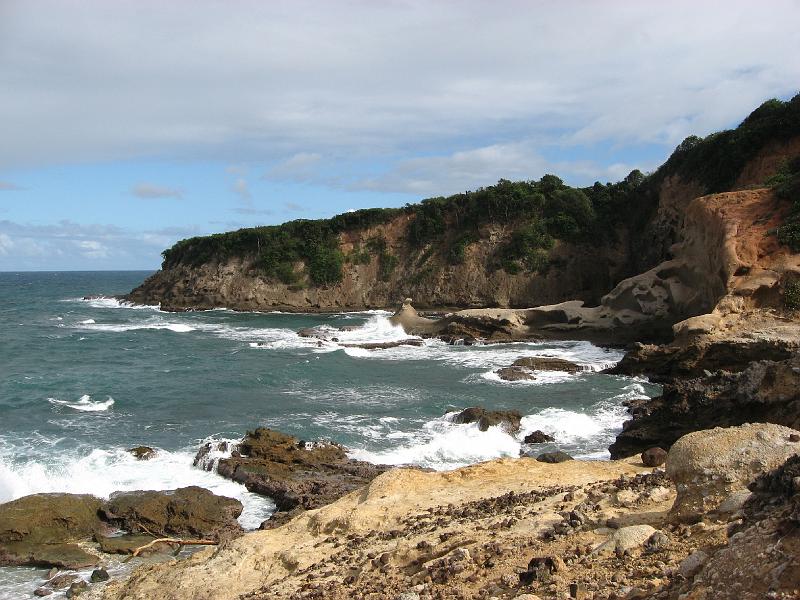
[{"xmin": 0, "ymin": 271, "xmax": 659, "ymax": 597}]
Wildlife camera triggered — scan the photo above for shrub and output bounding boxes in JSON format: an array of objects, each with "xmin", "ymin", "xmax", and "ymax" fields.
[{"xmin": 784, "ymin": 280, "xmax": 800, "ymax": 309}]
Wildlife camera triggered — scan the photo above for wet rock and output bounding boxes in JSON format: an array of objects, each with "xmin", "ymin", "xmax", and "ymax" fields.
[
  {"xmin": 451, "ymin": 407, "xmax": 522, "ymax": 433},
  {"xmin": 512, "ymin": 357, "xmax": 583, "ymax": 373},
  {"xmin": 342, "ymin": 339, "xmax": 424, "ymax": 350},
  {"xmin": 46, "ymin": 574, "xmax": 79, "ymax": 589},
  {"xmin": 100, "ymin": 486, "xmax": 243, "ymax": 539},
  {"xmin": 523, "ymin": 430, "xmax": 555, "ymax": 444},
  {"xmin": 96, "ymin": 534, "xmax": 174, "ymax": 556},
  {"xmin": 128, "ymin": 446, "xmax": 157, "ymax": 461},
  {"xmin": 33, "ymin": 588, "xmax": 53, "ymax": 597},
  {"xmin": 641, "ymin": 447, "xmax": 667, "ymax": 467},
  {"xmin": 65, "ymin": 581, "xmax": 88, "ymax": 598},
  {"xmin": 610, "ymin": 357, "xmax": 800, "ymax": 458},
  {"xmin": 215, "ymin": 428, "xmax": 389, "ymax": 512},
  {"xmin": 536, "ymin": 451, "xmax": 573, "ymax": 464},
  {"xmin": 90, "ymin": 568, "xmax": 110, "ymax": 583},
  {"xmin": 495, "ymin": 366, "xmax": 536, "ymax": 382},
  {"xmin": 193, "ymin": 440, "xmax": 234, "ymax": 471},
  {"xmin": 666, "ymin": 423, "xmax": 800, "ymax": 523},
  {"xmin": 0, "ymin": 493, "xmax": 105, "ymax": 568}
]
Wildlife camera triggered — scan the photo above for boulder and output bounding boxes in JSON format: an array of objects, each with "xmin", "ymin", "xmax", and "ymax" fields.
[
  {"xmin": 524, "ymin": 430, "xmax": 555, "ymax": 444},
  {"xmin": 666, "ymin": 423, "xmax": 800, "ymax": 523},
  {"xmin": 641, "ymin": 447, "xmax": 667, "ymax": 467},
  {"xmin": 495, "ymin": 366, "xmax": 536, "ymax": 382},
  {"xmin": 90, "ymin": 568, "xmax": 110, "ymax": 583},
  {"xmin": 215, "ymin": 428, "xmax": 389, "ymax": 514},
  {"xmin": 535, "ymin": 451, "xmax": 573, "ymax": 464},
  {"xmin": 100, "ymin": 486, "xmax": 243, "ymax": 539},
  {"xmin": 593, "ymin": 525, "xmax": 657, "ymax": 556},
  {"xmin": 0, "ymin": 493, "xmax": 104, "ymax": 568},
  {"xmin": 128, "ymin": 446, "xmax": 157, "ymax": 461},
  {"xmin": 95, "ymin": 534, "xmax": 173, "ymax": 555},
  {"xmin": 512, "ymin": 357, "xmax": 583, "ymax": 373},
  {"xmin": 451, "ymin": 407, "xmax": 522, "ymax": 433}
]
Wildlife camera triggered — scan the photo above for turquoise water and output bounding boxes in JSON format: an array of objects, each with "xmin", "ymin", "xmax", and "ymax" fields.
[{"xmin": 0, "ymin": 271, "xmax": 658, "ymax": 597}]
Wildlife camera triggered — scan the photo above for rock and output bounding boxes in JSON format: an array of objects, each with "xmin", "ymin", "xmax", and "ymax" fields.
[
  {"xmin": 536, "ymin": 451, "xmax": 573, "ymax": 464},
  {"xmin": 215, "ymin": 428, "xmax": 389, "ymax": 513},
  {"xmin": 451, "ymin": 407, "xmax": 522, "ymax": 433},
  {"xmin": 395, "ymin": 593, "xmax": 420, "ymax": 600},
  {"xmin": 610, "ymin": 357, "xmax": 800, "ymax": 458},
  {"xmin": 644, "ymin": 531, "xmax": 670, "ymax": 552},
  {"xmin": 678, "ymin": 550, "xmax": 708, "ymax": 578},
  {"xmin": 47, "ymin": 574, "xmax": 79, "ymax": 589},
  {"xmin": 96, "ymin": 534, "xmax": 173, "ymax": 555},
  {"xmin": 66, "ymin": 581, "xmax": 88, "ymax": 598},
  {"xmin": 593, "ymin": 525, "xmax": 657, "ymax": 556},
  {"xmin": 715, "ymin": 490, "xmax": 752, "ymax": 515},
  {"xmin": 523, "ymin": 430, "xmax": 555, "ymax": 444},
  {"xmin": 100, "ymin": 486, "xmax": 243, "ymax": 539},
  {"xmin": 90, "ymin": 568, "xmax": 110, "ymax": 583},
  {"xmin": 33, "ymin": 588, "xmax": 53, "ymax": 597},
  {"xmin": 128, "ymin": 446, "xmax": 157, "ymax": 460},
  {"xmin": 666, "ymin": 423, "xmax": 800, "ymax": 523},
  {"xmin": 790, "ymin": 433, "xmax": 800, "ymax": 442},
  {"xmin": 512, "ymin": 357, "xmax": 583, "ymax": 373},
  {"xmin": 569, "ymin": 582, "xmax": 588, "ymax": 599},
  {"xmin": 46, "ymin": 567, "xmax": 58, "ymax": 579},
  {"xmin": 641, "ymin": 447, "xmax": 667, "ymax": 467},
  {"xmin": 0, "ymin": 493, "xmax": 104, "ymax": 568},
  {"xmin": 193, "ymin": 440, "xmax": 234, "ymax": 471},
  {"xmin": 495, "ymin": 366, "xmax": 536, "ymax": 382}
]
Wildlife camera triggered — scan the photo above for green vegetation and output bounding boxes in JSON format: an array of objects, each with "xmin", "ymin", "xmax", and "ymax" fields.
[
  {"xmin": 161, "ymin": 95, "xmax": 800, "ymax": 285},
  {"xmin": 784, "ymin": 280, "xmax": 800, "ymax": 310}
]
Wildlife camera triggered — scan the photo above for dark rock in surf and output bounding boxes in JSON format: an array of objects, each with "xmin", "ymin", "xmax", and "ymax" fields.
[
  {"xmin": 214, "ymin": 428, "xmax": 389, "ymax": 513},
  {"xmin": 100, "ymin": 486, "xmax": 243, "ymax": 539},
  {"xmin": 451, "ymin": 407, "xmax": 522, "ymax": 434},
  {"xmin": 512, "ymin": 357, "xmax": 584, "ymax": 373},
  {"xmin": 495, "ymin": 366, "xmax": 536, "ymax": 381},
  {"xmin": 524, "ymin": 430, "xmax": 555, "ymax": 444},
  {"xmin": 128, "ymin": 446, "xmax": 157, "ymax": 461},
  {"xmin": 0, "ymin": 493, "xmax": 105, "ymax": 568}
]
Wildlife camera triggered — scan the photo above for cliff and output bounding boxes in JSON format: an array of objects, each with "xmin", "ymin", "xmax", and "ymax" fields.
[{"xmin": 127, "ymin": 96, "xmax": 800, "ymax": 345}]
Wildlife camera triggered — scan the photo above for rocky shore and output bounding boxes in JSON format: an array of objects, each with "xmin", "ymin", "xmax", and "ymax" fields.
[{"xmin": 77, "ymin": 422, "xmax": 800, "ymax": 600}]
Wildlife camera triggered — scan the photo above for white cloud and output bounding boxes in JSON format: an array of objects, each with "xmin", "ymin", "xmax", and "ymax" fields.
[
  {"xmin": 74, "ymin": 239, "xmax": 108, "ymax": 259},
  {"xmin": 0, "ymin": 0, "xmax": 796, "ymax": 180},
  {"xmin": 0, "ymin": 233, "xmax": 13, "ymax": 254},
  {"xmin": 265, "ymin": 153, "xmax": 323, "ymax": 183},
  {"xmin": 231, "ymin": 177, "xmax": 251, "ymax": 201},
  {"xmin": 131, "ymin": 183, "xmax": 183, "ymax": 200}
]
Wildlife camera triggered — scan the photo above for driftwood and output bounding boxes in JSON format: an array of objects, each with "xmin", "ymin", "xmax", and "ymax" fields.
[{"xmin": 123, "ymin": 537, "xmax": 218, "ymax": 562}]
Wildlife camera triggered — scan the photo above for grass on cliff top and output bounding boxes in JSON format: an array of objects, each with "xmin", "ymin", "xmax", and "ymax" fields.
[{"xmin": 161, "ymin": 94, "xmax": 800, "ymax": 286}]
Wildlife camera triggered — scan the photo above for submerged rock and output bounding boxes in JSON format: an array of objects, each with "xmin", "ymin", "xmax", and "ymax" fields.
[
  {"xmin": 523, "ymin": 430, "xmax": 555, "ymax": 444},
  {"xmin": 215, "ymin": 428, "xmax": 389, "ymax": 513},
  {"xmin": 495, "ymin": 366, "xmax": 536, "ymax": 381},
  {"xmin": 100, "ymin": 486, "xmax": 243, "ymax": 539},
  {"xmin": 0, "ymin": 493, "xmax": 105, "ymax": 568},
  {"xmin": 450, "ymin": 407, "xmax": 522, "ymax": 433},
  {"xmin": 128, "ymin": 446, "xmax": 157, "ymax": 461}
]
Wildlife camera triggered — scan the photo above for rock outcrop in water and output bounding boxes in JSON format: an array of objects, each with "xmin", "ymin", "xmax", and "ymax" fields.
[{"xmin": 207, "ymin": 428, "xmax": 389, "ymax": 517}]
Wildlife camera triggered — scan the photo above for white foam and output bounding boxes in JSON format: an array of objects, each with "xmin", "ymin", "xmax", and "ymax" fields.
[
  {"xmin": 48, "ymin": 394, "xmax": 115, "ymax": 412},
  {"xmin": 349, "ymin": 413, "xmax": 520, "ymax": 470},
  {"xmin": 71, "ymin": 296, "xmax": 162, "ymax": 311},
  {"xmin": 0, "ymin": 443, "xmax": 274, "ymax": 529},
  {"xmin": 79, "ymin": 318, "xmax": 96, "ymax": 324}
]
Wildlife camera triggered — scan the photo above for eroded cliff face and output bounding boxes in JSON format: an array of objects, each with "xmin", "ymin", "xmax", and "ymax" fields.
[{"xmin": 127, "ymin": 217, "xmax": 632, "ymax": 312}]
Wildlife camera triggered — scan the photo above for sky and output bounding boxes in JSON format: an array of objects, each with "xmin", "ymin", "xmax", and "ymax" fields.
[{"xmin": 0, "ymin": 1, "xmax": 799, "ymax": 271}]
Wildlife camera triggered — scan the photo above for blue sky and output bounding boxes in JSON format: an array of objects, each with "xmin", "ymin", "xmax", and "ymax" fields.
[{"xmin": 1, "ymin": 0, "xmax": 799, "ymax": 271}]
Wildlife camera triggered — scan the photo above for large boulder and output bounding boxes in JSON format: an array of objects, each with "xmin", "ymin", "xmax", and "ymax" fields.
[
  {"xmin": 0, "ymin": 493, "xmax": 104, "ymax": 568},
  {"xmin": 215, "ymin": 428, "xmax": 389, "ymax": 514},
  {"xmin": 666, "ymin": 423, "xmax": 800, "ymax": 523},
  {"xmin": 495, "ymin": 366, "xmax": 536, "ymax": 382},
  {"xmin": 100, "ymin": 486, "xmax": 243, "ymax": 539},
  {"xmin": 450, "ymin": 407, "xmax": 522, "ymax": 433}
]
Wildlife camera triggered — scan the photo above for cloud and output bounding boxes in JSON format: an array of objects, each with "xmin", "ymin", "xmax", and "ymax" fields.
[
  {"xmin": 0, "ymin": 219, "xmax": 201, "ymax": 269},
  {"xmin": 231, "ymin": 177, "xmax": 251, "ymax": 201},
  {"xmin": 131, "ymin": 183, "xmax": 183, "ymax": 199},
  {"xmin": 0, "ymin": 0, "xmax": 797, "ymax": 183},
  {"xmin": 265, "ymin": 153, "xmax": 323, "ymax": 183}
]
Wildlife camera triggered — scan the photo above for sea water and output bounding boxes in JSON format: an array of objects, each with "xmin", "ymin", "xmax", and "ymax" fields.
[{"xmin": 0, "ymin": 271, "xmax": 659, "ymax": 597}]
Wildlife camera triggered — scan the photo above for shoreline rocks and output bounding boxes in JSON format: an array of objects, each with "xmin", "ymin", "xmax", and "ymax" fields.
[
  {"xmin": 213, "ymin": 428, "xmax": 389, "ymax": 514},
  {"xmin": 450, "ymin": 407, "xmax": 522, "ymax": 434}
]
